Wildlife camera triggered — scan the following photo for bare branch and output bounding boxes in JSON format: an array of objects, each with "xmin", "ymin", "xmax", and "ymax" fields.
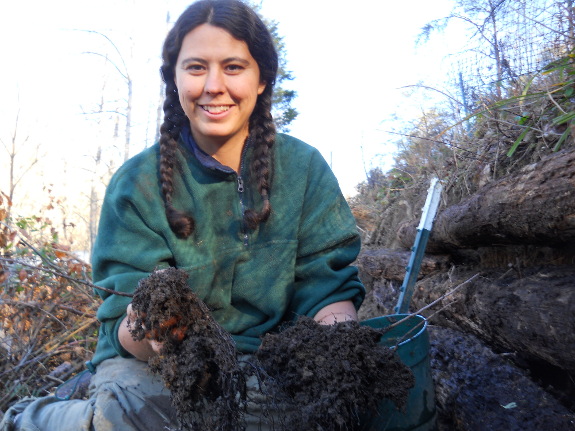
[
  {"xmin": 384, "ymin": 273, "xmax": 480, "ymax": 341},
  {"xmin": 75, "ymin": 29, "xmax": 130, "ymax": 80},
  {"xmin": 80, "ymin": 109, "xmax": 128, "ymax": 118},
  {"xmin": 0, "ymin": 257, "xmax": 134, "ymax": 298},
  {"xmin": 82, "ymin": 51, "xmax": 128, "ymax": 81}
]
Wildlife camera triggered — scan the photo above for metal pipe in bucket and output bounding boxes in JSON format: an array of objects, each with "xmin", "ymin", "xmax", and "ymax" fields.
[{"xmin": 360, "ymin": 178, "xmax": 442, "ymax": 430}]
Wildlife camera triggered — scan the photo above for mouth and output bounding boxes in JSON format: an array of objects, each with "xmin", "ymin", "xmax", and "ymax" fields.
[{"xmin": 200, "ymin": 105, "xmax": 231, "ymax": 114}]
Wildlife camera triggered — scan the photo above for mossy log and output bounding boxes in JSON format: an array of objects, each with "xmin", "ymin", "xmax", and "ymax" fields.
[
  {"xmin": 411, "ymin": 267, "xmax": 575, "ymax": 374},
  {"xmin": 397, "ymin": 147, "xmax": 575, "ymax": 251}
]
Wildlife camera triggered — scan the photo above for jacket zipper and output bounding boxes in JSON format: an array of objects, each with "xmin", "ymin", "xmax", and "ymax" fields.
[
  {"xmin": 237, "ymin": 143, "xmax": 250, "ymax": 246},
  {"xmin": 237, "ymin": 175, "xmax": 249, "ymax": 246}
]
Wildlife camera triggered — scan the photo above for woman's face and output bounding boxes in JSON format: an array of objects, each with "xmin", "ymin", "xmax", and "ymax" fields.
[{"xmin": 175, "ymin": 24, "xmax": 266, "ymax": 152}]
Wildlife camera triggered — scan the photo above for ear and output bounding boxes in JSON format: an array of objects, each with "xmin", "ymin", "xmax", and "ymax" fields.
[{"xmin": 257, "ymin": 81, "xmax": 266, "ymax": 95}]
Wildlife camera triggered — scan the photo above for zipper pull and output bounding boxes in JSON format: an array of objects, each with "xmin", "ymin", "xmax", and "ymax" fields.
[{"xmin": 237, "ymin": 176, "xmax": 244, "ymax": 193}]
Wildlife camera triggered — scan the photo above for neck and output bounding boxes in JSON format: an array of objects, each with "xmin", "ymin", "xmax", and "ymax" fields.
[{"xmin": 195, "ymin": 134, "xmax": 247, "ymax": 173}]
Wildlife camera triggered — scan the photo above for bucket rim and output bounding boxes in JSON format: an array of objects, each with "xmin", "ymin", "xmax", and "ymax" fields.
[{"xmin": 361, "ymin": 314, "xmax": 428, "ymax": 347}]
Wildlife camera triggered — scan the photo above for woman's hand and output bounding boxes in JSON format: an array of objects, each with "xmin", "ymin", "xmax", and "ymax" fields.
[
  {"xmin": 313, "ymin": 300, "xmax": 358, "ymax": 325},
  {"xmin": 118, "ymin": 303, "xmax": 164, "ymax": 361}
]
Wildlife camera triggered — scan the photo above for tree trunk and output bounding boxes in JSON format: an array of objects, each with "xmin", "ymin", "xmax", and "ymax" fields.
[
  {"xmin": 357, "ymin": 248, "xmax": 450, "ymax": 284},
  {"xmin": 397, "ymin": 147, "xmax": 575, "ymax": 251},
  {"xmin": 411, "ymin": 266, "xmax": 575, "ymax": 374}
]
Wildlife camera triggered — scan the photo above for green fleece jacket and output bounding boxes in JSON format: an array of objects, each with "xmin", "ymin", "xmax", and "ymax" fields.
[{"xmin": 87, "ymin": 132, "xmax": 365, "ymax": 372}]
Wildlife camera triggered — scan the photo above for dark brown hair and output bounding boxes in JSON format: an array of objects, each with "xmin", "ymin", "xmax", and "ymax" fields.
[{"xmin": 159, "ymin": 0, "xmax": 278, "ymax": 238}]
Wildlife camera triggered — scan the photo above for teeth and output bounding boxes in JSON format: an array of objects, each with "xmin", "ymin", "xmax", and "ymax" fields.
[{"xmin": 202, "ymin": 105, "xmax": 230, "ymax": 113}]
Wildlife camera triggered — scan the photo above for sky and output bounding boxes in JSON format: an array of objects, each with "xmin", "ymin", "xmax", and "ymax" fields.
[{"xmin": 0, "ymin": 0, "xmax": 459, "ymax": 199}]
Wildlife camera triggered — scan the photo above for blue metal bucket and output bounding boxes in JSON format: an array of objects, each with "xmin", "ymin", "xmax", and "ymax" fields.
[{"xmin": 360, "ymin": 314, "xmax": 437, "ymax": 431}]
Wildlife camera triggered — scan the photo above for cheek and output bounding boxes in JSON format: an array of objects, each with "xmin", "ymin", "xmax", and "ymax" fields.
[
  {"xmin": 176, "ymin": 77, "xmax": 202, "ymax": 102},
  {"xmin": 178, "ymin": 88, "xmax": 202, "ymax": 116},
  {"xmin": 177, "ymin": 92, "xmax": 189, "ymax": 115}
]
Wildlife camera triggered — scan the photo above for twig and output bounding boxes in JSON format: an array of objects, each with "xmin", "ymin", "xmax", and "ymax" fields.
[
  {"xmin": 546, "ymin": 89, "xmax": 566, "ymax": 114},
  {"xmin": 382, "ymin": 273, "xmax": 480, "ymax": 345},
  {"xmin": 0, "ymin": 257, "xmax": 133, "ymax": 298},
  {"xmin": 424, "ymin": 299, "xmax": 459, "ymax": 322},
  {"xmin": 0, "ymin": 299, "xmax": 96, "ymax": 319},
  {"xmin": 0, "ymin": 300, "xmax": 67, "ymax": 329},
  {"xmin": 413, "ymin": 273, "xmax": 478, "ymax": 316},
  {"xmin": 45, "ymin": 319, "xmax": 98, "ymax": 352},
  {"xmin": 0, "ymin": 350, "xmax": 66, "ymax": 379},
  {"xmin": 44, "ymin": 375, "xmax": 65, "ymax": 385},
  {"xmin": 38, "ymin": 361, "xmax": 86, "ymax": 395},
  {"xmin": 3, "ymin": 226, "xmax": 65, "ymax": 275}
]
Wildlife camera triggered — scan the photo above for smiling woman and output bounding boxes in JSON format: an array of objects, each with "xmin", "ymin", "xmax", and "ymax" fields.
[{"xmin": 0, "ymin": 1, "xmax": 365, "ymax": 430}]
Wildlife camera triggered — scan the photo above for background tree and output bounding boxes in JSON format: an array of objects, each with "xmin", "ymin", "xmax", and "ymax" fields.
[
  {"xmin": 419, "ymin": 0, "xmax": 516, "ymax": 101},
  {"xmin": 82, "ymin": 30, "xmax": 134, "ymax": 163},
  {"xmin": 78, "ymin": 30, "xmax": 139, "ymax": 253},
  {"xmin": 1, "ymin": 106, "xmax": 42, "ymax": 215},
  {"xmin": 251, "ymin": 2, "xmax": 299, "ymax": 132},
  {"xmin": 420, "ymin": 0, "xmax": 575, "ymax": 107},
  {"xmin": 267, "ymin": 19, "xmax": 299, "ymax": 132}
]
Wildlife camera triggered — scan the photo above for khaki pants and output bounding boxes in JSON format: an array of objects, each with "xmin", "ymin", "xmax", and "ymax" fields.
[{"xmin": 1, "ymin": 355, "xmax": 280, "ymax": 431}]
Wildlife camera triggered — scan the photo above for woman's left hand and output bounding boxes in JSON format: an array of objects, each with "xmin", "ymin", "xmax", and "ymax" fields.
[{"xmin": 313, "ymin": 300, "xmax": 357, "ymax": 325}]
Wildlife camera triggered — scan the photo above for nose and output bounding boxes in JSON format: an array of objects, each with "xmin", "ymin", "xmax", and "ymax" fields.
[{"xmin": 204, "ymin": 69, "xmax": 225, "ymax": 95}]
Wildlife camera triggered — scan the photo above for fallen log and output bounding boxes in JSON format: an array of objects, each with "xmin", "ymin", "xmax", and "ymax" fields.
[
  {"xmin": 429, "ymin": 326, "xmax": 575, "ymax": 431},
  {"xmin": 357, "ymin": 248, "xmax": 450, "ymax": 284},
  {"xmin": 356, "ymin": 249, "xmax": 451, "ymax": 320},
  {"xmin": 397, "ymin": 147, "xmax": 575, "ymax": 251},
  {"xmin": 411, "ymin": 266, "xmax": 575, "ymax": 374}
]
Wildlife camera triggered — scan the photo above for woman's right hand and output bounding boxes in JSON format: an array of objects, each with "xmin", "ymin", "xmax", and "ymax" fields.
[{"xmin": 118, "ymin": 303, "xmax": 164, "ymax": 361}]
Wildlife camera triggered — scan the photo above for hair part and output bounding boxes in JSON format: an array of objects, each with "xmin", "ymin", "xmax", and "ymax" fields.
[{"xmin": 158, "ymin": 0, "xmax": 278, "ymax": 238}]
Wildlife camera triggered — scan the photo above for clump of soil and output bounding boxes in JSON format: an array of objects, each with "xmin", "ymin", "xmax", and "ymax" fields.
[
  {"xmin": 129, "ymin": 268, "xmax": 245, "ymax": 431},
  {"xmin": 255, "ymin": 317, "xmax": 415, "ymax": 430}
]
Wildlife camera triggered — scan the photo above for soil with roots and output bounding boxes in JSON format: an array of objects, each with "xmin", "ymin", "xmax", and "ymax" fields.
[
  {"xmin": 129, "ymin": 268, "xmax": 245, "ymax": 431},
  {"xmin": 256, "ymin": 317, "xmax": 415, "ymax": 431},
  {"xmin": 129, "ymin": 268, "xmax": 415, "ymax": 431}
]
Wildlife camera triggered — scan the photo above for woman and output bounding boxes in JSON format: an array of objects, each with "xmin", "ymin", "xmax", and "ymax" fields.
[{"xmin": 1, "ymin": 0, "xmax": 364, "ymax": 429}]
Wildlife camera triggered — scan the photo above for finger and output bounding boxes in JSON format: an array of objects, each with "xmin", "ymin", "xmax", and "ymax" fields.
[
  {"xmin": 150, "ymin": 339, "xmax": 164, "ymax": 354},
  {"xmin": 126, "ymin": 303, "xmax": 135, "ymax": 318}
]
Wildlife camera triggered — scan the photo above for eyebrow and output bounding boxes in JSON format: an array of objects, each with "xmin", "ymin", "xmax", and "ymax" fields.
[{"xmin": 180, "ymin": 57, "xmax": 251, "ymax": 66}]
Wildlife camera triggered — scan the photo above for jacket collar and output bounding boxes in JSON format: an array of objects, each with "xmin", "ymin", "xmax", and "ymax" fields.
[{"xmin": 180, "ymin": 125, "xmax": 251, "ymax": 174}]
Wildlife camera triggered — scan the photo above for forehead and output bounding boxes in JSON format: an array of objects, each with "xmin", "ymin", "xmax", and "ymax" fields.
[{"xmin": 178, "ymin": 24, "xmax": 252, "ymax": 60}]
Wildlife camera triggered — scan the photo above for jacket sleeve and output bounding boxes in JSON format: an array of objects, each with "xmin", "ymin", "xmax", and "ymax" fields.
[
  {"xmin": 290, "ymin": 148, "xmax": 365, "ymax": 319},
  {"xmin": 91, "ymin": 162, "xmax": 175, "ymax": 358}
]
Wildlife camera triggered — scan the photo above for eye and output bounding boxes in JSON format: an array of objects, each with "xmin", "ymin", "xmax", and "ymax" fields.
[
  {"xmin": 184, "ymin": 63, "xmax": 205, "ymax": 74},
  {"xmin": 225, "ymin": 64, "xmax": 244, "ymax": 74}
]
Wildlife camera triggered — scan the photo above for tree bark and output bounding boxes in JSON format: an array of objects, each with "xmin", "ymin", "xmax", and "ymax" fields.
[
  {"xmin": 397, "ymin": 147, "xmax": 575, "ymax": 251},
  {"xmin": 357, "ymin": 248, "xmax": 450, "ymax": 284},
  {"xmin": 411, "ymin": 266, "xmax": 575, "ymax": 374},
  {"xmin": 356, "ymin": 249, "xmax": 451, "ymax": 320}
]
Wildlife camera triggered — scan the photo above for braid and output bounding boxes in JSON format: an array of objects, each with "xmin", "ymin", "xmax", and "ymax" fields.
[
  {"xmin": 243, "ymin": 92, "xmax": 276, "ymax": 230},
  {"xmin": 159, "ymin": 80, "xmax": 195, "ymax": 239}
]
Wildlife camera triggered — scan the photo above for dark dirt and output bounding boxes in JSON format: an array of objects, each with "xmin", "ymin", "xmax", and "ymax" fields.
[
  {"xmin": 429, "ymin": 326, "xmax": 575, "ymax": 431},
  {"xmin": 129, "ymin": 268, "xmax": 245, "ymax": 431},
  {"xmin": 130, "ymin": 268, "xmax": 417, "ymax": 431},
  {"xmin": 357, "ymin": 261, "xmax": 575, "ymax": 430},
  {"xmin": 255, "ymin": 317, "xmax": 415, "ymax": 431}
]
